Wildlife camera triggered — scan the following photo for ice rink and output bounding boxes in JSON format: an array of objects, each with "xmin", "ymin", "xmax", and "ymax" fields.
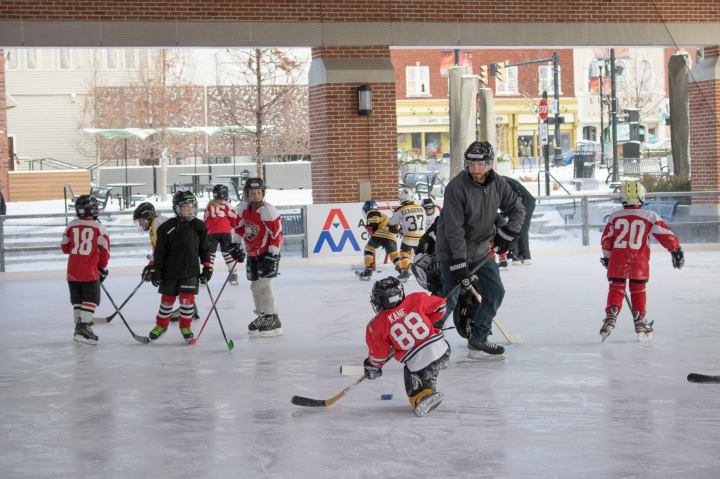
[{"xmin": 1, "ymin": 245, "xmax": 719, "ymax": 478}]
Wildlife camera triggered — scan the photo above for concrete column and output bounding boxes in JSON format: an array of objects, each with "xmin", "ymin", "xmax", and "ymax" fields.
[
  {"xmin": 448, "ymin": 66, "xmax": 464, "ymax": 178},
  {"xmin": 669, "ymin": 52, "xmax": 690, "ymax": 177},
  {"xmin": 308, "ymin": 46, "xmax": 397, "ymax": 203},
  {"xmin": 0, "ymin": 50, "xmax": 8, "ymax": 200}
]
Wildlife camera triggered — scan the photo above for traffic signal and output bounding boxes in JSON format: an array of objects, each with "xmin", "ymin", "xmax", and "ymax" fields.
[
  {"xmin": 479, "ymin": 64, "xmax": 488, "ymax": 85},
  {"xmin": 496, "ymin": 61, "xmax": 506, "ymax": 83}
]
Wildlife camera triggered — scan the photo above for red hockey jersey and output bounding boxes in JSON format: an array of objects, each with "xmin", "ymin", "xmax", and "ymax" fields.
[
  {"xmin": 601, "ymin": 206, "xmax": 680, "ymax": 280},
  {"xmin": 365, "ymin": 292, "xmax": 448, "ymax": 372},
  {"xmin": 234, "ymin": 202, "xmax": 283, "ymax": 257},
  {"xmin": 203, "ymin": 200, "xmax": 239, "ymax": 235},
  {"xmin": 61, "ymin": 218, "xmax": 110, "ymax": 282}
]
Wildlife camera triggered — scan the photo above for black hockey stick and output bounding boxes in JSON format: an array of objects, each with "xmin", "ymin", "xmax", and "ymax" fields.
[
  {"xmin": 202, "ymin": 282, "xmax": 234, "ymax": 351},
  {"xmin": 93, "ymin": 279, "xmax": 144, "ymax": 324},
  {"xmin": 100, "ymin": 284, "xmax": 150, "ymax": 344},
  {"xmin": 190, "ymin": 261, "xmax": 238, "ymax": 346},
  {"xmin": 687, "ymin": 373, "xmax": 720, "ymax": 383},
  {"xmin": 291, "ymin": 376, "xmax": 366, "ymax": 407}
]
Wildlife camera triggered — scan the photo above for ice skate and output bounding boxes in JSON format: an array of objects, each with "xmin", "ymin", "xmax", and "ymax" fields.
[
  {"xmin": 229, "ymin": 273, "xmax": 239, "ymax": 286},
  {"xmin": 397, "ymin": 268, "xmax": 411, "ymax": 282},
  {"xmin": 258, "ymin": 313, "xmax": 283, "ymax": 337},
  {"xmin": 633, "ymin": 312, "xmax": 654, "ymax": 342},
  {"xmin": 413, "ymin": 391, "xmax": 444, "ymax": 417},
  {"xmin": 180, "ymin": 326, "xmax": 194, "ymax": 344},
  {"xmin": 355, "ymin": 268, "xmax": 372, "ymax": 281},
  {"xmin": 600, "ymin": 306, "xmax": 618, "ymax": 342},
  {"xmin": 248, "ymin": 312, "xmax": 264, "ymax": 337},
  {"xmin": 467, "ymin": 336, "xmax": 505, "ymax": 359},
  {"xmin": 73, "ymin": 322, "xmax": 98, "ymax": 345},
  {"xmin": 149, "ymin": 325, "xmax": 167, "ymax": 341}
]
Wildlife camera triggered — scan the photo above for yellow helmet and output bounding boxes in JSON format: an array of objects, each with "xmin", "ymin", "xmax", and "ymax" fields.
[{"xmin": 621, "ymin": 180, "xmax": 646, "ymax": 206}]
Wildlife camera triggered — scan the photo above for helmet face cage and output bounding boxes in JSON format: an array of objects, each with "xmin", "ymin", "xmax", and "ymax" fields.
[
  {"xmin": 75, "ymin": 195, "xmax": 99, "ymax": 218},
  {"xmin": 621, "ymin": 180, "xmax": 645, "ymax": 206},
  {"xmin": 243, "ymin": 178, "xmax": 266, "ymax": 204},
  {"xmin": 133, "ymin": 202, "xmax": 157, "ymax": 230},
  {"xmin": 464, "ymin": 141, "xmax": 495, "ymax": 169},
  {"xmin": 362, "ymin": 200, "xmax": 377, "ymax": 215},
  {"xmin": 213, "ymin": 184, "xmax": 229, "ymax": 200},
  {"xmin": 399, "ymin": 187, "xmax": 415, "ymax": 203},
  {"xmin": 173, "ymin": 191, "xmax": 198, "ymax": 221},
  {"xmin": 370, "ymin": 277, "xmax": 405, "ymax": 313},
  {"xmin": 421, "ymin": 198, "xmax": 434, "ymax": 213}
]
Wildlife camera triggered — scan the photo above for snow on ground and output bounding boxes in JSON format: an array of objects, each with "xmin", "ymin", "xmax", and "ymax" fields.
[{"xmin": 0, "ymin": 244, "xmax": 719, "ymax": 478}]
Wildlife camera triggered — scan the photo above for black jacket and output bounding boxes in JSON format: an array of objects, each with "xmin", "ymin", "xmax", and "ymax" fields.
[{"xmin": 154, "ymin": 217, "xmax": 210, "ymax": 279}]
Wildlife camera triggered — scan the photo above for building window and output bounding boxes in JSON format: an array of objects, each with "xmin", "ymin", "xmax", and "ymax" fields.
[
  {"xmin": 539, "ymin": 65, "xmax": 562, "ymax": 94},
  {"xmin": 124, "ymin": 49, "xmax": 137, "ymax": 69},
  {"xmin": 6, "ymin": 50, "xmax": 19, "ymax": 70},
  {"xmin": 615, "ymin": 60, "xmax": 628, "ymax": 91},
  {"xmin": 58, "ymin": 49, "xmax": 73, "ymax": 70},
  {"xmin": 638, "ymin": 59, "xmax": 653, "ymax": 93},
  {"xmin": 406, "ymin": 65, "xmax": 430, "ymax": 96},
  {"xmin": 583, "ymin": 126, "xmax": 597, "ymax": 141},
  {"xmin": 25, "ymin": 49, "xmax": 54, "ymax": 70},
  {"xmin": 104, "ymin": 49, "xmax": 121, "ymax": 70},
  {"xmin": 496, "ymin": 66, "xmax": 518, "ymax": 95}
]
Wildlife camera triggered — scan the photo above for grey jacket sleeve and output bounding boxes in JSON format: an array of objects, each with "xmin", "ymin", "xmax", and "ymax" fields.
[
  {"xmin": 442, "ymin": 181, "xmax": 468, "ymax": 260},
  {"xmin": 498, "ymin": 179, "xmax": 526, "ymax": 233}
]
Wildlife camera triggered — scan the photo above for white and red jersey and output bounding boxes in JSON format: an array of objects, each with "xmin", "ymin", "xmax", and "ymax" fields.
[
  {"xmin": 601, "ymin": 206, "xmax": 680, "ymax": 280},
  {"xmin": 365, "ymin": 292, "xmax": 448, "ymax": 372},
  {"xmin": 234, "ymin": 201, "xmax": 283, "ymax": 257},
  {"xmin": 60, "ymin": 218, "xmax": 110, "ymax": 282},
  {"xmin": 203, "ymin": 199, "xmax": 239, "ymax": 235}
]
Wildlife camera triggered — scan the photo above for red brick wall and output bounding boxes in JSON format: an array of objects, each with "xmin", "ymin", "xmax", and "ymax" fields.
[
  {"xmin": 0, "ymin": 50, "xmax": 8, "ymax": 201},
  {"xmin": 0, "ymin": 1, "xmax": 717, "ymax": 22},
  {"xmin": 689, "ymin": 78, "xmax": 720, "ymax": 196},
  {"xmin": 391, "ymin": 49, "xmax": 574, "ymax": 99},
  {"xmin": 310, "ymin": 77, "xmax": 397, "ymax": 203}
]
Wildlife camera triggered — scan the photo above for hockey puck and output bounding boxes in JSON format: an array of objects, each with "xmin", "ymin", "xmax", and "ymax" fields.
[{"xmin": 380, "ymin": 394, "xmax": 393, "ymax": 400}]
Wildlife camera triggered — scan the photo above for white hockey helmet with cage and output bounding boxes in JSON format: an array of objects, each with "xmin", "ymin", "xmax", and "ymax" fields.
[{"xmin": 620, "ymin": 180, "xmax": 645, "ymax": 206}]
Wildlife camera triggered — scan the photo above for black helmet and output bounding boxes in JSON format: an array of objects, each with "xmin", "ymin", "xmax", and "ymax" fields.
[
  {"xmin": 464, "ymin": 141, "xmax": 494, "ymax": 167},
  {"xmin": 421, "ymin": 198, "xmax": 435, "ymax": 212},
  {"xmin": 243, "ymin": 177, "xmax": 266, "ymax": 205},
  {"xmin": 75, "ymin": 195, "xmax": 99, "ymax": 218},
  {"xmin": 370, "ymin": 277, "xmax": 405, "ymax": 313},
  {"xmin": 172, "ymin": 190, "xmax": 198, "ymax": 221},
  {"xmin": 212, "ymin": 184, "xmax": 229, "ymax": 200},
  {"xmin": 133, "ymin": 202, "xmax": 157, "ymax": 222}
]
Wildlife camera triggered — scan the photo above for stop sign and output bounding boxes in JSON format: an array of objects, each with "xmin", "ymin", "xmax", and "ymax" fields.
[{"xmin": 538, "ymin": 98, "xmax": 549, "ymax": 121}]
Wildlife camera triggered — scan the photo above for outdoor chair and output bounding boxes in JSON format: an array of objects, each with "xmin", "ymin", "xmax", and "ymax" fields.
[{"xmin": 89, "ymin": 186, "xmax": 113, "ymax": 211}]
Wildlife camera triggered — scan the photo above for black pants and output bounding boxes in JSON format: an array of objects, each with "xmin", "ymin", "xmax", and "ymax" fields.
[
  {"xmin": 159, "ymin": 276, "xmax": 199, "ymax": 295},
  {"xmin": 207, "ymin": 233, "xmax": 232, "ymax": 254},
  {"xmin": 68, "ymin": 280, "xmax": 101, "ymax": 305},
  {"xmin": 513, "ymin": 198, "xmax": 536, "ymax": 260}
]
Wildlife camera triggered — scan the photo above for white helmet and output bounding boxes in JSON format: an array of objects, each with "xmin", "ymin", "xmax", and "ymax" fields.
[
  {"xmin": 399, "ymin": 187, "xmax": 415, "ymax": 204},
  {"xmin": 620, "ymin": 180, "xmax": 646, "ymax": 206}
]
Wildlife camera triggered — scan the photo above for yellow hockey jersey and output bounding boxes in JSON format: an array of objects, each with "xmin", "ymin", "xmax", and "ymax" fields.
[{"xmin": 366, "ymin": 210, "xmax": 397, "ymax": 241}]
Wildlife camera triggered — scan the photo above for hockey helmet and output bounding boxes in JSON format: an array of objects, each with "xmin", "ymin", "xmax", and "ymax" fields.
[
  {"xmin": 370, "ymin": 276, "xmax": 405, "ymax": 313},
  {"xmin": 75, "ymin": 195, "xmax": 99, "ymax": 218},
  {"xmin": 464, "ymin": 141, "xmax": 495, "ymax": 168},
  {"xmin": 172, "ymin": 190, "xmax": 198, "ymax": 221},
  {"xmin": 243, "ymin": 177, "xmax": 266, "ymax": 205},
  {"xmin": 399, "ymin": 187, "xmax": 415, "ymax": 204},
  {"xmin": 362, "ymin": 200, "xmax": 377, "ymax": 215},
  {"xmin": 133, "ymin": 202, "xmax": 157, "ymax": 230},
  {"xmin": 620, "ymin": 180, "xmax": 646, "ymax": 206},
  {"xmin": 421, "ymin": 197, "xmax": 435, "ymax": 213},
  {"xmin": 212, "ymin": 184, "xmax": 229, "ymax": 200}
]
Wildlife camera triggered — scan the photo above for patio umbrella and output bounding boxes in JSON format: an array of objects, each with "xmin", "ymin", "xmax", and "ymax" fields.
[
  {"xmin": 209, "ymin": 125, "xmax": 257, "ymax": 175},
  {"xmin": 83, "ymin": 128, "xmax": 158, "ymax": 183},
  {"xmin": 168, "ymin": 126, "xmax": 258, "ymax": 174}
]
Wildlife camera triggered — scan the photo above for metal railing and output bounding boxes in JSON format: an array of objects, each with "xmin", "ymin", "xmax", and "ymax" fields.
[{"xmin": 0, "ymin": 206, "xmax": 308, "ymax": 272}]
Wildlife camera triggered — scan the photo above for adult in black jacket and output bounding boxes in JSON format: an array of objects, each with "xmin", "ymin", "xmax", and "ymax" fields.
[
  {"xmin": 149, "ymin": 191, "xmax": 211, "ymax": 343},
  {"xmin": 503, "ymin": 176, "xmax": 536, "ymax": 263},
  {"xmin": 435, "ymin": 141, "xmax": 525, "ymax": 358}
]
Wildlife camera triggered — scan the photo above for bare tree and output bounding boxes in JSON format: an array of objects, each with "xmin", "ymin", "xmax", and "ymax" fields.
[{"xmin": 209, "ymin": 48, "xmax": 307, "ymax": 178}]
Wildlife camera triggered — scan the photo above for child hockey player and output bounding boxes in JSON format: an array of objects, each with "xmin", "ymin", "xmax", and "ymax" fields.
[
  {"xmin": 61, "ymin": 195, "xmax": 110, "ymax": 345},
  {"xmin": 149, "ymin": 191, "xmax": 212, "ymax": 343},
  {"xmin": 422, "ymin": 197, "xmax": 439, "ymax": 228},
  {"xmin": 229, "ymin": 177, "xmax": 282, "ymax": 337},
  {"xmin": 204, "ymin": 184, "xmax": 241, "ymax": 285},
  {"xmin": 356, "ymin": 200, "xmax": 403, "ymax": 281},
  {"xmin": 389, "ymin": 188, "xmax": 427, "ymax": 281},
  {"xmin": 133, "ymin": 202, "xmax": 168, "ymax": 283},
  {"xmin": 599, "ymin": 180, "xmax": 684, "ymax": 342},
  {"xmin": 363, "ymin": 277, "xmax": 450, "ymax": 417}
]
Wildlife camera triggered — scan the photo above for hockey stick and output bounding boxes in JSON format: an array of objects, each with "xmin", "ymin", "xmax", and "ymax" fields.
[
  {"xmin": 203, "ymin": 282, "xmax": 234, "ymax": 351},
  {"xmin": 100, "ymin": 284, "xmax": 150, "ymax": 344},
  {"xmin": 93, "ymin": 279, "xmax": 144, "ymax": 324},
  {"xmin": 687, "ymin": 373, "xmax": 720, "ymax": 384},
  {"xmin": 189, "ymin": 261, "xmax": 238, "ymax": 346},
  {"xmin": 291, "ymin": 376, "xmax": 366, "ymax": 407},
  {"xmin": 468, "ymin": 285, "xmax": 523, "ymax": 344}
]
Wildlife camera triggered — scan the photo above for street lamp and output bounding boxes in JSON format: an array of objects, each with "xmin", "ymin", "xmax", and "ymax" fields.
[{"xmin": 357, "ymin": 85, "xmax": 372, "ymax": 116}]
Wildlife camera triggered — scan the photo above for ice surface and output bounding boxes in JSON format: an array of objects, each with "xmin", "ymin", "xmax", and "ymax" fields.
[{"xmin": 1, "ymin": 245, "xmax": 719, "ymax": 478}]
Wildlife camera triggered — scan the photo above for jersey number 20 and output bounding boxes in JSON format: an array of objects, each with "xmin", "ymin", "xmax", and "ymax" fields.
[
  {"xmin": 390, "ymin": 312, "xmax": 430, "ymax": 350},
  {"xmin": 613, "ymin": 218, "xmax": 646, "ymax": 250}
]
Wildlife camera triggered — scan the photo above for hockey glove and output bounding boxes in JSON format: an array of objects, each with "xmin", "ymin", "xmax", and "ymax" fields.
[
  {"xmin": 600, "ymin": 257, "xmax": 609, "ymax": 268},
  {"xmin": 671, "ymin": 248, "xmax": 684, "ymax": 269},
  {"xmin": 199, "ymin": 265, "xmax": 213, "ymax": 284},
  {"xmin": 98, "ymin": 267, "xmax": 109, "ymax": 283},
  {"xmin": 363, "ymin": 357, "xmax": 383, "ymax": 380},
  {"xmin": 141, "ymin": 263, "xmax": 153, "ymax": 282},
  {"xmin": 258, "ymin": 253, "xmax": 280, "ymax": 278},
  {"xmin": 150, "ymin": 267, "xmax": 162, "ymax": 287},
  {"xmin": 449, "ymin": 258, "xmax": 477, "ymax": 291},
  {"xmin": 493, "ymin": 226, "xmax": 520, "ymax": 254},
  {"xmin": 228, "ymin": 243, "xmax": 246, "ymax": 263}
]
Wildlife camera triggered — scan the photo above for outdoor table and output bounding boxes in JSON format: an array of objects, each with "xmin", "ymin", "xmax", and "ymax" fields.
[
  {"xmin": 106, "ymin": 182, "xmax": 146, "ymax": 210},
  {"xmin": 178, "ymin": 173, "xmax": 211, "ymax": 195}
]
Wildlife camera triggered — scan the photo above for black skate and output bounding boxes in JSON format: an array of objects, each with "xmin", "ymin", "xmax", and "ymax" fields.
[
  {"xmin": 600, "ymin": 306, "xmax": 618, "ymax": 342},
  {"xmin": 397, "ymin": 268, "xmax": 411, "ymax": 283},
  {"xmin": 258, "ymin": 314, "xmax": 283, "ymax": 337},
  {"xmin": 229, "ymin": 273, "xmax": 239, "ymax": 286},
  {"xmin": 633, "ymin": 311, "xmax": 654, "ymax": 342},
  {"xmin": 414, "ymin": 392, "xmax": 444, "ymax": 417},
  {"xmin": 498, "ymin": 258, "xmax": 509, "ymax": 271},
  {"xmin": 73, "ymin": 322, "xmax": 98, "ymax": 345},
  {"xmin": 355, "ymin": 268, "xmax": 372, "ymax": 281},
  {"xmin": 467, "ymin": 336, "xmax": 505, "ymax": 359}
]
